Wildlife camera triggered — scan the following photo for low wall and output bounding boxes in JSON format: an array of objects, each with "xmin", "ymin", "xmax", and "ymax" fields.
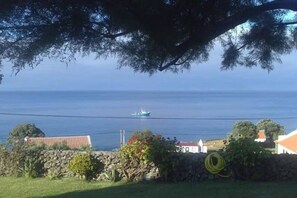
[
  {"xmin": 166, "ymin": 153, "xmax": 216, "ymax": 181},
  {"xmin": 40, "ymin": 151, "xmax": 213, "ymax": 181},
  {"xmin": 257, "ymin": 154, "xmax": 297, "ymax": 180},
  {"xmin": 40, "ymin": 150, "xmax": 159, "ymax": 181},
  {"xmin": 2, "ymin": 149, "xmax": 297, "ymax": 181}
]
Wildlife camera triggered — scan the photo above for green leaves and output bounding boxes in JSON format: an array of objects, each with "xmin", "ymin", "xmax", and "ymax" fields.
[
  {"xmin": 67, "ymin": 154, "xmax": 102, "ymax": 180},
  {"xmin": 224, "ymin": 138, "xmax": 271, "ymax": 179},
  {"xmin": 8, "ymin": 123, "xmax": 45, "ymax": 146},
  {"xmin": 119, "ymin": 130, "xmax": 178, "ymax": 181},
  {"xmin": 228, "ymin": 121, "xmax": 257, "ymax": 140},
  {"xmin": 1, "ymin": 1, "xmax": 297, "ymax": 78},
  {"xmin": 256, "ymin": 119, "xmax": 285, "ymax": 141}
]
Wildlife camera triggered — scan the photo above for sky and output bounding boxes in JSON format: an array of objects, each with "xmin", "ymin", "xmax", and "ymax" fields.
[{"xmin": 1, "ymin": 45, "xmax": 297, "ymax": 91}]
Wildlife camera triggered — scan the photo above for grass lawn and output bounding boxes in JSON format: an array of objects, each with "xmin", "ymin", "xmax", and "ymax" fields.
[
  {"xmin": 0, "ymin": 177, "xmax": 297, "ymax": 198},
  {"xmin": 205, "ymin": 139, "xmax": 225, "ymax": 151}
]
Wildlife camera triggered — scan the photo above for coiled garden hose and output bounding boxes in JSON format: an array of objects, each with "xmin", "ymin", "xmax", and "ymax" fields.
[{"xmin": 204, "ymin": 152, "xmax": 226, "ymax": 175}]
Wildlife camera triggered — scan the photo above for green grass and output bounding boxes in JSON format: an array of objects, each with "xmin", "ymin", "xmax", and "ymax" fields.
[{"xmin": 0, "ymin": 177, "xmax": 297, "ymax": 198}]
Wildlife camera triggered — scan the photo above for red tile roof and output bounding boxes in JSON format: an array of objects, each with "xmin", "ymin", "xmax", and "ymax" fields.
[
  {"xmin": 178, "ymin": 142, "xmax": 198, "ymax": 147},
  {"xmin": 275, "ymin": 132, "xmax": 297, "ymax": 153},
  {"xmin": 26, "ymin": 136, "xmax": 92, "ymax": 149},
  {"xmin": 258, "ymin": 130, "xmax": 266, "ymax": 139}
]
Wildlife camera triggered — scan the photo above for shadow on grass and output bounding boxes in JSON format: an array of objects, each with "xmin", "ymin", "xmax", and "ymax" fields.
[
  {"xmin": 36, "ymin": 181, "xmax": 297, "ymax": 198},
  {"xmin": 37, "ymin": 182, "xmax": 173, "ymax": 198}
]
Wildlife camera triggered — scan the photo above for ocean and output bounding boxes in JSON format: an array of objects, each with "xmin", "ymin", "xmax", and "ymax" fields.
[{"xmin": 1, "ymin": 91, "xmax": 297, "ymax": 150}]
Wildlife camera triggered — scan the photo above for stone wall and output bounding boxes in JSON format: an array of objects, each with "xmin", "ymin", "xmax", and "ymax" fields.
[
  {"xmin": 256, "ymin": 154, "xmax": 297, "ymax": 180},
  {"xmin": 166, "ymin": 153, "xmax": 217, "ymax": 182},
  {"xmin": 2, "ymin": 149, "xmax": 297, "ymax": 181},
  {"xmin": 40, "ymin": 150, "xmax": 159, "ymax": 181},
  {"xmin": 40, "ymin": 151, "xmax": 215, "ymax": 182}
]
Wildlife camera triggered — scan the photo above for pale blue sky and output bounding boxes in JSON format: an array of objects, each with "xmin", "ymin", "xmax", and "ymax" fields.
[{"xmin": 1, "ymin": 45, "xmax": 297, "ymax": 91}]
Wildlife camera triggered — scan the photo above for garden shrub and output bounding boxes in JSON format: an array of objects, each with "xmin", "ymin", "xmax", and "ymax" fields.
[
  {"xmin": 0, "ymin": 145, "xmax": 26, "ymax": 176},
  {"xmin": 24, "ymin": 146, "xmax": 44, "ymax": 178},
  {"xmin": 257, "ymin": 140, "xmax": 275, "ymax": 149},
  {"xmin": 103, "ymin": 164, "xmax": 120, "ymax": 182},
  {"xmin": 46, "ymin": 168, "xmax": 64, "ymax": 180},
  {"xmin": 119, "ymin": 130, "xmax": 178, "ymax": 181},
  {"xmin": 67, "ymin": 154, "xmax": 102, "ymax": 180},
  {"xmin": 224, "ymin": 138, "xmax": 271, "ymax": 180},
  {"xmin": 0, "ymin": 144, "xmax": 45, "ymax": 177},
  {"xmin": 77, "ymin": 145, "xmax": 93, "ymax": 151},
  {"xmin": 49, "ymin": 141, "xmax": 70, "ymax": 150},
  {"xmin": 0, "ymin": 145, "xmax": 9, "ymax": 176}
]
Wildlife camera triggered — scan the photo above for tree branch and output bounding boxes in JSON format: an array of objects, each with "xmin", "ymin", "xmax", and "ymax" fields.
[
  {"xmin": 0, "ymin": 24, "xmax": 61, "ymax": 31},
  {"xmin": 0, "ymin": 35, "xmax": 30, "ymax": 55},
  {"xmin": 210, "ymin": 0, "xmax": 297, "ymax": 40},
  {"xmin": 84, "ymin": 24, "xmax": 133, "ymax": 39},
  {"xmin": 174, "ymin": 0, "xmax": 297, "ymax": 66},
  {"xmin": 274, "ymin": 21, "xmax": 297, "ymax": 26},
  {"xmin": 158, "ymin": 52, "xmax": 186, "ymax": 71}
]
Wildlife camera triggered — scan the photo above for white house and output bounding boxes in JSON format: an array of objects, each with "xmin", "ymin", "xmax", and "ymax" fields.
[
  {"xmin": 255, "ymin": 130, "xmax": 266, "ymax": 142},
  {"xmin": 178, "ymin": 140, "xmax": 207, "ymax": 153},
  {"xmin": 275, "ymin": 129, "xmax": 297, "ymax": 154}
]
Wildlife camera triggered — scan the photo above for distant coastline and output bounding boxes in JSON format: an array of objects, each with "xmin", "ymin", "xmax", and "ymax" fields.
[{"xmin": 2, "ymin": 90, "xmax": 297, "ymax": 92}]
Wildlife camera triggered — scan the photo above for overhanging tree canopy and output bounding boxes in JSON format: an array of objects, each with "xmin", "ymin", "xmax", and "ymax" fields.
[{"xmin": 0, "ymin": 0, "xmax": 297, "ymax": 82}]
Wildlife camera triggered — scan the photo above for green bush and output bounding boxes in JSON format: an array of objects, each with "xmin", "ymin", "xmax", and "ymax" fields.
[
  {"xmin": 0, "ymin": 144, "xmax": 45, "ymax": 177},
  {"xmin": 8, "ymin": 123, "xmax": 45, "ymax": 146},
  {"xmin": 67, "ymin": 154, "xmax": 102, "ymax": 180},
  {"xmin": 256, "ymin": 119, "xmax": 285, "ymax": 141},
  {"xmin": 24, "ymin": 155, "xmax": 43, "ymax": 178},
  {"xmin": 224, "ymin": 138, "xmax": 271, "ymax": 180},
  {"xmin": 49, "ymin": 141, "xmax": 70, "ymax": 150},
  {"xmin": 228, "ymin": 121, "xmax": 257, "ymax": 140},
  {"xmin": 24, "ymin": 146, "xmax": 44, "ymax": 178},
  {"xmin": 77, "ymin": 145, "xmax": 93, "ymax": 151},
  {"xmin": 103, "ymin": 164, "xmax": 120, "ymax": 182},
  {"xmin": 46, "ymin": 168, "xmax": 64, "ymax": 180},
  {"xmin": 119, "ymin": 130, "xmax": 178, "ymax": 181},
  {"xmin": 0, "ymin": 145, "xmax": 26, "ymax": 176}
]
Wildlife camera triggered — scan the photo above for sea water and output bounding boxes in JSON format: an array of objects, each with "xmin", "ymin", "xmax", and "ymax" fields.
[{"xmin": 1, "ymin": 91, "xmax": 297, "ymax": 150}]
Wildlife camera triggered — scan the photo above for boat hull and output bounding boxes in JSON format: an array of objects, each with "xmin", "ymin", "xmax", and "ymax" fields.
[{"xmin": 131, "ymin": 112, "xmax": 151, "ymax": 117}]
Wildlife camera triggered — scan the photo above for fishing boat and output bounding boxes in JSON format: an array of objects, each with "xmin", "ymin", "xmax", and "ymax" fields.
[{"xmin": 131, "ymin": 109, "xmax": 151, "ymax": 117}]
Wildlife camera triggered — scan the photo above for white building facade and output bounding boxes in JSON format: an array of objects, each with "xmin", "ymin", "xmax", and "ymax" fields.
[
  {"xmin": 178, "ymin": 140, "xmax": 207, "ymax": 153},
  {"xmin": 275, "ymin": 130, "xmax": 297, "ymax": 154}
]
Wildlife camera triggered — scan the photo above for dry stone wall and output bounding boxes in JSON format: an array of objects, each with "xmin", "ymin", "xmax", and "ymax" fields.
[
  {"xmin": 40, "ymin": 151, "xmax": 214, "ymax": 181},
  {"xmin": 40, "ymin": 151, "xmax": 215, "ymax": 181},
  {"xmin": 2, "ymin": 149, "xmax": 297, "ymax": 181},
  {"xmin": 40, "ymin": 150, "xmax": 159, "ymax": 181}
]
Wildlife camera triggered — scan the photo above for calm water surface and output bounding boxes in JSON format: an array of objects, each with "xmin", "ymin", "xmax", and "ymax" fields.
[{"xmin": 0, "ymin": 91, "xmax": 297, "ymax": 150}]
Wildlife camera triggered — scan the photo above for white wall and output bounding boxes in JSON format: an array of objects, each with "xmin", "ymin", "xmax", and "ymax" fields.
[
  {"xmin": 276, "ymin": 144, "xmax": 296, "ymax": 154},
  {"xmin": 180, "ymin": 146, "xmax": 199, "ymax": 153},
  {"xmin": 255, "ymin": 138, "xmax": 266, "ymax": 142}
]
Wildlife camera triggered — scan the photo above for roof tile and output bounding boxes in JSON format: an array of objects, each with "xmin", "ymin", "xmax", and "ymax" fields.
[
  {"xmin": 27, "ymin": 136, "xmax": 91, "ymax": 149},
  {"xmin": 276, "ymin": 134, "xmax": 297, "ymax": 153},
  {"xmin": 258, "ymin": 130, "xmax": 266, "ymax": 139},
  {"xmin": 178, "ymin": 142, "xmax": 198, "ymax": 147}
]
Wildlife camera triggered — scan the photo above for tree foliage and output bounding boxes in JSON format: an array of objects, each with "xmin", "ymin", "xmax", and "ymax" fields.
[
  {"xmin": 0, "ymin": 0, "xmax": 297, "ymax": 80},
  {"xmin": 119, "ymin": 130, "xmax": 178, "ymax": 181},
  {"xmin": 256, "ymin": 119, "xmax": 285, "ymax": 141},
  {"xmin": 8, "ymin": 123, "xmax": 45, "ymax": 146},
  {"xmin": 224, "ymin": 138, "xmax": 271, "ymax": 180},
  {"xmin": 228, "ymin": 121, "xmax": 257, "ymax": 140}
]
